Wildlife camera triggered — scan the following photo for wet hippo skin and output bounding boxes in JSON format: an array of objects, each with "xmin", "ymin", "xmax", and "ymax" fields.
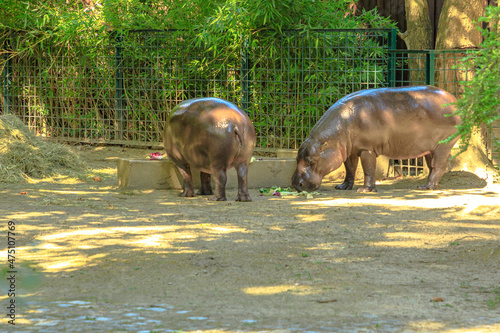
[
  {"xmin": 164, "ymin": 98, "xmax": 256, "ymax": 201},
  {"xmin": 292, "ymin": 86, "xmax": 461, "ymax": 193}
]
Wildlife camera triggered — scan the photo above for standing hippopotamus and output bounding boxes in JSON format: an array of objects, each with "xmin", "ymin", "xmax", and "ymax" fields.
[
  {"xmin": 164, "ymin": 97, "xmax": 256, "ymax": 201},
  {"xmin": 292, "ymin": 86, "xmax": 461, "ymax": 193}
]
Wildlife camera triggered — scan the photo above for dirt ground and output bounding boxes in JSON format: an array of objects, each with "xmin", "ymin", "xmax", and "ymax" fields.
[{"xmin": 1, "ymin": 146, "xmax": 499, "ymax": 333}]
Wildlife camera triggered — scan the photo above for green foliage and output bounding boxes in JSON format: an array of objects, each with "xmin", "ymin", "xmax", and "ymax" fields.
[
  {"xmin": 0, "ymin": 1, "xmax": 397, "ymax": 148},
  {"xmin": 192, "ymin": 1, "xmax": 396, "ymax": 148},
  {"xmin": 196, "ymin": 0, "xmax": 396, "ymax": 51},
  {"xmin": 447, "ymin": 5, "xmax": 500, "ymax": 155}
]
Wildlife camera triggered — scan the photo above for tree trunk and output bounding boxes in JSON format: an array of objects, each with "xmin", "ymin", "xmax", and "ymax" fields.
[
  {"xmin": 399, "ymin": 0, "xmax": 433, "ymax": 50},
  {"xmin": 435, "ymin": 0, "xmax": 484, "ymax": 49},
  {"xmin": 398, "ymin": 0, "xmax": 433, "ymax": 84},
  {"xmin": 434, "ymin": 0, "xmax": 495, "ymax": 177},
  {"xmin": 434, "ymin": 0, "xmax": 484, "ymax": 94}
]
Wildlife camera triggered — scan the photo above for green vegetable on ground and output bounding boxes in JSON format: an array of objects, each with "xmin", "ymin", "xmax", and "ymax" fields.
[{"xmin": 259, "ymin": 186, "xmax": 322, "ymax": 198}]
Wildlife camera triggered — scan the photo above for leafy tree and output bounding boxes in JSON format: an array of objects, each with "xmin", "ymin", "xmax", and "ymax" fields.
[
  {"xmin": 446, "ymin": 5, "xmax": 500, "ymax": 156},
  {"xmin": 0, "ymin": 1, "xmax": 397, "ymax": 148},
  {"xmin": 196, "ymin": 0, "xmax": 395, "ymax": 51}
]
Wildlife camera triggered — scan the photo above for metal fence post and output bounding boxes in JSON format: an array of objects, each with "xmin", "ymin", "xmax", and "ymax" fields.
[
  {"xmin": 241, "ymin": 36, "xmax": 251, "ymax": 113},
  {"xmin": 114, "ymin": 32, "xmax": 125, "ymax": 140},
  {"xmin": 387, "ymin": 28, "xmax": 397, "ymax": 87},
  {"xmin": 425, "ymin": 50, "xmax": 435, "ymax": 86},
  {"xmin": 2, "ymin": 35, "xmax": 12, "ymax": 115}
]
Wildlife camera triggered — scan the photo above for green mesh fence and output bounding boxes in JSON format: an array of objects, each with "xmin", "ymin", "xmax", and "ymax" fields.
[
  {"xmin": 248, "ymin": 29, "xmax": 390, "ymax": 150},
  {"xmin": 1, "ymin": 31, "xmax": 117, "ymax": 142},
  {"xmin": 1, "ymin": 29, "xmax": 392, "ymax": 149},
  {"xmin": 1, "ymin": 29, "xmax": 498, "ymax": 167},
  {"xmin": 388, "ymin": 49, "xmax": 478, "ymax": 95},
  {"xmin": 387, "ymin": 48, "xmax": 500, "ymax": 172}
]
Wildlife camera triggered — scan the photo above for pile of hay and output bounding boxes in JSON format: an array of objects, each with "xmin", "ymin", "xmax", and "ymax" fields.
[{"xmin": 0, "ymin": 115, "xmax": 88, "ymax": 182}]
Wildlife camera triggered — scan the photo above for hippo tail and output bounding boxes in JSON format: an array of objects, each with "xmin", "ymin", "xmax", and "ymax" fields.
[{"xmin": 234, "ymin": 126, "xmax": 244, "ymax": 150}]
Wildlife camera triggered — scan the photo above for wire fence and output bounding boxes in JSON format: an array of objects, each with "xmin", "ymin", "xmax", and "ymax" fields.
[
  {"xmin": 1, "ymin": 28, "xmax": 498, "ymax": 166},
  {"xmin": 1, "ymin": 28, "xmax": 392, "ymax": 149},
  {"xmin": 388, "ymin": 49, "xmax": 478, "ymax": 94},
  {"xmin": 386, "ymin": 48, "xmax": 500, "ymax": 173}
]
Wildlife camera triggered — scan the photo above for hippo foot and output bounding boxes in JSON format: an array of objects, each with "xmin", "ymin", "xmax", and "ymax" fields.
[
  {"xmin": 235, "ymin": 193, "xmax": 252, "ymax": 202},
  {"xmin": 197, "ymin": 188, "xmax": 214, "ymax": 195},
  {"xmin": 179, "ymin": 190, "xmax": 196, "ymax": 197},
  {"xmin": 356, "ymin": 187, "xmax": 377, "ymax": 193},
  {"xmin": 209, "ymin": 196, "xmax": 227, "ymax": 201},
  {"xmin": 335, "ymin": 182, "xmax": 354, "ymax": 190},
  {"xmin": 417, "ymin": 184, "xmax": 436, "ymax": 190}
]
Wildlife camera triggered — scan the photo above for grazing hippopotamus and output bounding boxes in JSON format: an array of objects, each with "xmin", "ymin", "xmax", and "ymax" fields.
[
  {"xmin": 292, "ymin": 86, "xmax": 461, "ymax": 193},
  {"xmin": 164, "ymin": 97, "xmax": 256, "ymax": 201}
]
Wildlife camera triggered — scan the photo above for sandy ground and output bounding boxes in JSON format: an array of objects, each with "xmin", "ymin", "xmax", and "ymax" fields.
[{"xmin": 1, "ymin": 146, "xmax": 499, "ymax": 333}]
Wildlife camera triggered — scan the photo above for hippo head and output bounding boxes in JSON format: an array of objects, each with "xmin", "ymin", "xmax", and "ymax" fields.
[{"xmin": 292, "ymin": 138, "xmax": 345, "ymax": 192}]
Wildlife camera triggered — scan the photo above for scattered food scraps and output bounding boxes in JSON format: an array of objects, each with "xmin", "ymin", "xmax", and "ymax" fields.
[
  {"xmin": 250, "ymin": 156, "xmax": 264, "ymax": 163},
  {"xmin": 149, "ymin": 152, "xmax": 164, "ymax": 160},
  {"xmin": 259, "ymin": 186, "xmax": 323, "ymax": 198}
]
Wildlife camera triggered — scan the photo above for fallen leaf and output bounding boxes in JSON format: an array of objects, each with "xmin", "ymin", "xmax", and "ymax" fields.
[
  {"xmin": 316, "ymin": 299, "xmax": 338, "ymax": 303},
  {"xmin": 431, "ymin": 297, "xmax": 444, "ymax": 302},
  {"xmin": 93, "ymin": 176, "xmax": 102, "ymax": 182},
  {"xmin": 20, "ymin": 192, "xmax": 28, "ymax": 195}
]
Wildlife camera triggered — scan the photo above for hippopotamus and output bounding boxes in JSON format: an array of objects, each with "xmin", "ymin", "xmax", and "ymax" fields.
[
  {"xmin": 292, "ymin": 86, "xmax": 461, "ymax": 193},
  {"xmin": 164, "ymin": 97, "xmax": 256, "ymax": 201}
]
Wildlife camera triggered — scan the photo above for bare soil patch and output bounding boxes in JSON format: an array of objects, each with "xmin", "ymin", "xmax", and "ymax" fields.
[{"xmin": 1, "ymin": 146, "xmax": 499, "ymax": 332}]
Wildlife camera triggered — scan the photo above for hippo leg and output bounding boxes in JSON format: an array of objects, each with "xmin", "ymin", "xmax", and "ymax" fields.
[
  {"xmin": 335, "ymin": 154, "xmax": 359, "ymax": 190},
  {"xmin": 175, "ymin": 163, "xmax": 196, "ymax": 197},
  {"xmin": 424, "ymin": 153, "xmax": 433, "ymax": 176},
  {"xmin": 210, "ymin": 168, "xmax": 228, "ymax": 201},
  {"xmin": 197, "ymin": 172, "xmax": 213, "ymax": 195},
  {"xmin": 417, "ymin": 141, "xmax": 456, "ymax": 190},
  {"xmin": 235, "ymin": 164, "xmax": 252, "ymax": 202},
  {"xmin": 357, "ymin": 150, "xmax": 378, "ymax": 193}
]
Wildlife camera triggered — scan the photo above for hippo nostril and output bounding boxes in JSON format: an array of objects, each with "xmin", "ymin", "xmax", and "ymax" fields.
[{"xmin": 299, "ymin": 180, "xmax": 303, "ymax": 187}]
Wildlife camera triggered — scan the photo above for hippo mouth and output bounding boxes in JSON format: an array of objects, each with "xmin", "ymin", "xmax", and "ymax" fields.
[{"xmin": 292, "ymin": 178, "xmax": 321, "ymax": 193}]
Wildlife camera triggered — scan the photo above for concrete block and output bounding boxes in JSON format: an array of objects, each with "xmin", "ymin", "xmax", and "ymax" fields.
[
  {"xmin": 117, "ymin": 155, "xmax": 391, "ymax": 190},
  {"xmin": 276, "ymin": 149, "xmax": 298, "ymax": 158},
  {"xmin": 117, "ymin": 159, "xmax": 183, "ymax": 190},
  {"xmin": 117, "ymin": 158, "xmax": 298, "ymax": 190}
]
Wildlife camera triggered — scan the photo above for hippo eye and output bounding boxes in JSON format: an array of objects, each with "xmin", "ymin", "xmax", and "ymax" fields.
[{"xmin": 304, "ymin": 157, "xmax": 313, "ymax": 166}]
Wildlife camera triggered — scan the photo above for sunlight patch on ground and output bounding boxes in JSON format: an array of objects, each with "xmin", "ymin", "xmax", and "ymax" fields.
[
  {"xmin": 372, "ymin": 232, "xmax": 447, "ymax": 249},
  {"xmin": 407, "ymin": 321, "xmax": 500, "ymax": 333},
  {"xmin": 297, "ymin": 192, "xmax": 500, "ymax": 212},
  {"xmin": 132, "ymin": 234, "xmax": 164, "ymax": 247},
  {"xmin": 443, "ymin": 323, "xmax": 500, "ymax": 333},
  {"xmin": 295, "ymin": 213, "xmax": 326, "ymax": 222},
  {"xmin": 7, "ymin": 317, "xmax": 31, "ymax": 325},
  {"xmin": 423, "ymin": 220, "xmax": 500, "ymax": 230},
  {"xmin": 243, "ymin": 284, "xmax": 318, "ymax": 296},
  {"xmin": 25, "ymin": 175, "xmax": 85, "ymax": 184},
  {"xmin": 2, "ymin": 211, "xmax": 68, "ymax": 220},
  {"xmin": 406, "ymin": 320, "xmax": 446, "ymax": 331},
  {"xmin": 38, "ymin": 189, "xmax": 114, "ymax": 196},
  {"xmin": 371, "ymin": 229, "xmax": 497, "ymax": 249},
  {"xmin": 174, "ymin": 322, "xmax": 500, "ymax": 333},
  {"xmin": 20, "ymin": 224, "xmax": 249, "ymax": 273},
  {"xmin": 90, "ymin": 166, "xmax": 116, "ymax": 175},
  {"xmin": 44, "ymin": 253, "xmax": 107, "ymax": 271}
]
